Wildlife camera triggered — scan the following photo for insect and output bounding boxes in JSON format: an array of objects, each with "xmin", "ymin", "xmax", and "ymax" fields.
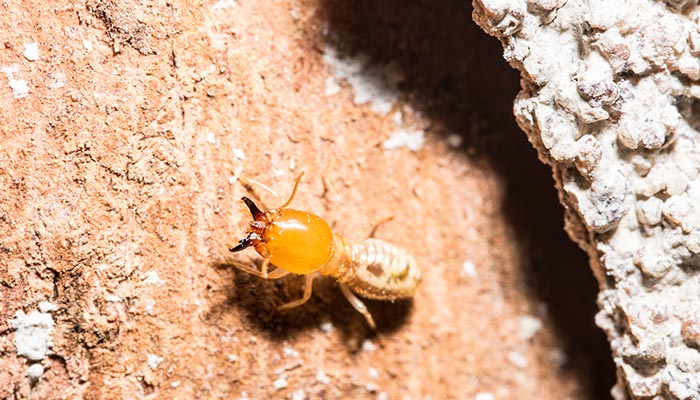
[{"xmin": 229, "ymin": 173, "xmax": 421, "ymax": 329}]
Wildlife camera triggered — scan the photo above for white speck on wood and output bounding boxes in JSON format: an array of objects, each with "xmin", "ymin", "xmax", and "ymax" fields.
[
  {"xmin": 143, "ymin": 271, "xmax": 165, "ymax": 286},
  {"xmin": 507, "ymin": 350, "xmax": 528, "ymax": 369},
  {"xmin": 315, "ymin": 369, "xmax": 330, "ymax": 385},
  {"xmin": 323, "ymin": 46, "xmax": 399, "ymax": 115},
  {"xmin": 47, "ymin": 72, "xmax": 66, "ymax": 89},
  {"xmin": 23, "ymin": 43, "xmax": 39, "ymax": 61},
  {"xmin": 206, "ymin": 132, "xmax": 217, "ymax": 144},
  {"xmin": 232, "ymin": 148, "xmax": 245, "ymax": 160},
  {"xmin": 361, "ymin": 339, "xmax": 377, "ymax": 352},
  {"xmin": 272, "ymin": 375, "xmax": 288, "ymax": 391},
  {"xmin": 461, "ymin": 260, "xmax": 478, "ymax": 279},
  {"xmin": 9, "ymin": 306, "xmax": 54, "ymax": 361},
  {"xmin": 319, "ymin": 321, "xmax": 334, "ymax": 333},
  {"xmin": 383, "ymin": 129, "xmax": 425, "ymax": 152},
  {"xmin": 2, "ymin": 64, "xmax": 29, "ymax": 98},
  {"xmin": 27, "ymin": 363, "xmax": 45, "ymax": 382},
  {"xmin": 146, "ymin": 354, "xmax": 164, "ymax": 369},
  {"xmin": 212, "ymin": 0, "xmax": 237, "ymax": 10},
  {"xmin": 516, "ymin": 315, "xmax": 543, "ymax": 341}
]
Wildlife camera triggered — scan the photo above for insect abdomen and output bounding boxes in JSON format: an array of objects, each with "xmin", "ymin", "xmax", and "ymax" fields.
[{"xmin": 340, "ymin": 238, "xmax": 420, "ymax": 300}]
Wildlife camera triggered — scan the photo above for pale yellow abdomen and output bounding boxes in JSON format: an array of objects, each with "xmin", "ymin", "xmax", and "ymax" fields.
[{"xmin": 320, "ymin": 236, "xmax": 421, "ymax": 300}]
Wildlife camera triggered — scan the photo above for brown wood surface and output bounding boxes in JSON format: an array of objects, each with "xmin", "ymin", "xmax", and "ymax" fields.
[{"xmin": 0, "ymin": 1, "xmax": 613, "ymax": 398}]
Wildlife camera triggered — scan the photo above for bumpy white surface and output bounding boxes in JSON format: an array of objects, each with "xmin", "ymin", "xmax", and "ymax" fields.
[
  {"xmin": 9, "ymin": 307, "xmax": 54, "ymax": 362},
  {"xmin": 473, "ymin": 0, "xmax": 700, "ymax": 398}
]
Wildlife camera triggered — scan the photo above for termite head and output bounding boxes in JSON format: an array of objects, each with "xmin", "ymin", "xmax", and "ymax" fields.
[
  {"xmin": 229, "ymin": 197, "xmax": 272, "ymax": 257},
  {"xmin": 229, "ymin": 174, "xmax": 334, "ymax": 275}
]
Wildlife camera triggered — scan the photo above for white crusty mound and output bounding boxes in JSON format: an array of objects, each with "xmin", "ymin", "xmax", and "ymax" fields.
[{"xmin": 472, "ymin": 0, "xmax": 700, "ymax": 398}]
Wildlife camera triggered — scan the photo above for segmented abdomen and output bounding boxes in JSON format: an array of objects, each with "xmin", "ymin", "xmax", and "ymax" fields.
[{"xmin": 322, "ymin": 237, "xmax": 420, "ymax": 300}]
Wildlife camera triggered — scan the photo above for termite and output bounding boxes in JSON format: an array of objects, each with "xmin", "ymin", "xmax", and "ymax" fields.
[{"xmin": 229, "ymin": 173, "xmax": 421, "ymax": 330}]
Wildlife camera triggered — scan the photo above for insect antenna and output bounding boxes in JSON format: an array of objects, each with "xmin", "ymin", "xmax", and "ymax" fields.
[{"xmin": 279, "ymin": 172, "xmax": 305, "ymax": 209}]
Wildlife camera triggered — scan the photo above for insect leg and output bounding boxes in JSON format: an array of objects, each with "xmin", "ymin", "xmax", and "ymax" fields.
[
  {"xmin": 261, "ymin": 258, "xmax": 270, "ymax": 276},
  {"xmin": 232, "ymin": 260, "xmax": 290, "ymax": 280},
  {"xmin": 260, "ymin": 259, "xmax": 292, "ymax": 278},
  {"xmin": 339, "ymin": 283, "xmax": 377, "ymax": 330},
  {"xmin": 277, "ymin": 274, "xmax": 315, "ymax": 310},
  {"xmin": 267, "ymin": 267, "xmax": 291, "ymax": 279}
]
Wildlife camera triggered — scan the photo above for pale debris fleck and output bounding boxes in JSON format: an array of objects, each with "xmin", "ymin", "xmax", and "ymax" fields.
[
  {"xmin": 368, "ymin": 367, "xmax": 379, "ymax": 379},
  {"xmin": 83, "ymin": 40, "xmax": 93, "ymax": 51},
  {"xmin": 392, "ymin": 111, "xmax": 403, "ymax": 126},
  {"xmin": 316, "ymin": 369, "xmax": 330, "ymax": 384},
  {"xmin": 9, "ymin": 307, "xmax": 54, "ymax": 361},
  {"xmin": 273, "ymin": 375, "xmax": 288, "ymax": 390},
  {"xmin": 8, "ymin": 79, "xmax": 29, "ymax": 98},
  {"xmin": 38, "ymin": 302, "xmax": 57, "ymax": 313},
  {"xmin": 220, "ymin": 331, "xmax": 234, "ymax": 343},
  {"xmin": 143, "ymin": 271, "xmax": 166, "ymax": 286},
  {"xmin": 383, "ymin": 129, "xmax": 425, "ymax": 152},
  {"xmin": 144, "ymin": 299, "xmax": 156, "ymax": 314},
  {"xmin": 549, "ymin": 348, "xmax": 567, "ymax": 368},
  {"xmin": 361, "ymin": 339, "xmax": 377, "ymax": 352},
  {"xmin": 323, "ymin": 46, "xmax": 399, "ymax": 115},
  {"xmin": 212, "ymin": 0, "xmax": 237, "ymax": 10},
  {"xmin": 447, "ymin": 134, "xmax": 463, "ymax": 148},
  {"xmin": 291, "ymin": 389, "xmax": 306, "ymax": 400},
  {"xmin": 319, "ymin": 320, "xmax": 334, "ymax": 333},
  {"xmin": 170, "ymin": 381, "xmax": 181, "ymax": 388},
  {"xmin": 377, "ymin": 392, "xmax": 388, "ymax": 400},
  {"xmin": 147, "ymin": 353, "xmax": 164, "ymax": 369},
  {"xmin": 475, "ymin": 393, "xmax": 495, "ymax": 400},
  {"xmin": 8, "ymin": 312, "xmax": 47, "ymax": 387},
  {"xmin": 2, "ymin": 64, "xmax": 29, "ymax": 98},
  {"xmin": 228, "ymin": 165, "xmax": 244, "ymax": 185},
  {"xmin": 283, "ymin": 345, "xmax": 299, "ymax": 358},
  {"xmin": 507, "ymin": 350, "xmax": 528, "ymax": 368},
  {"xmin": 325, "ymin": 76, "xmax": 341, "ymax": 96},
  {"xmin": 27, "ymin": 363, "xmax": 44, "ymax": 383},
  {"xmin": 23, "ymin": 43, "xmax": 40, "ymax": 61},
  {"xmin": 270, "ymin": 167, "xmax": 285, "ymax": 178},
  {"xmin": 233, "ymin": 148, "xmax": 246, "ymax": 160},
  {"xmin": 206, "ymin": 132, "xmax": 217, "ymax": 144},
  {"xmin": 461, "ymin": 260, "xmax": 478, "ymax": 279},
  {"xmin": 227, "ymin": 354, "xmax": 238, "ymax": 363},
  {"xmin": 516, "ymin": 315, "xmax": 543, "ymax": 341}
]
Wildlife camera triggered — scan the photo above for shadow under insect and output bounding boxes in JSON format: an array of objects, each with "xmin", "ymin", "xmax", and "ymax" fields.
[{"xmin": 212, "ymin": 260, "xmax": 414, "ymax": 343}]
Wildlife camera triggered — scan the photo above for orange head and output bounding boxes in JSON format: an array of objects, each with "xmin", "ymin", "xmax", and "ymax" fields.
[{"xmin": 229, "ymin": 174, "xmax": 334, "ymax": 274}]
